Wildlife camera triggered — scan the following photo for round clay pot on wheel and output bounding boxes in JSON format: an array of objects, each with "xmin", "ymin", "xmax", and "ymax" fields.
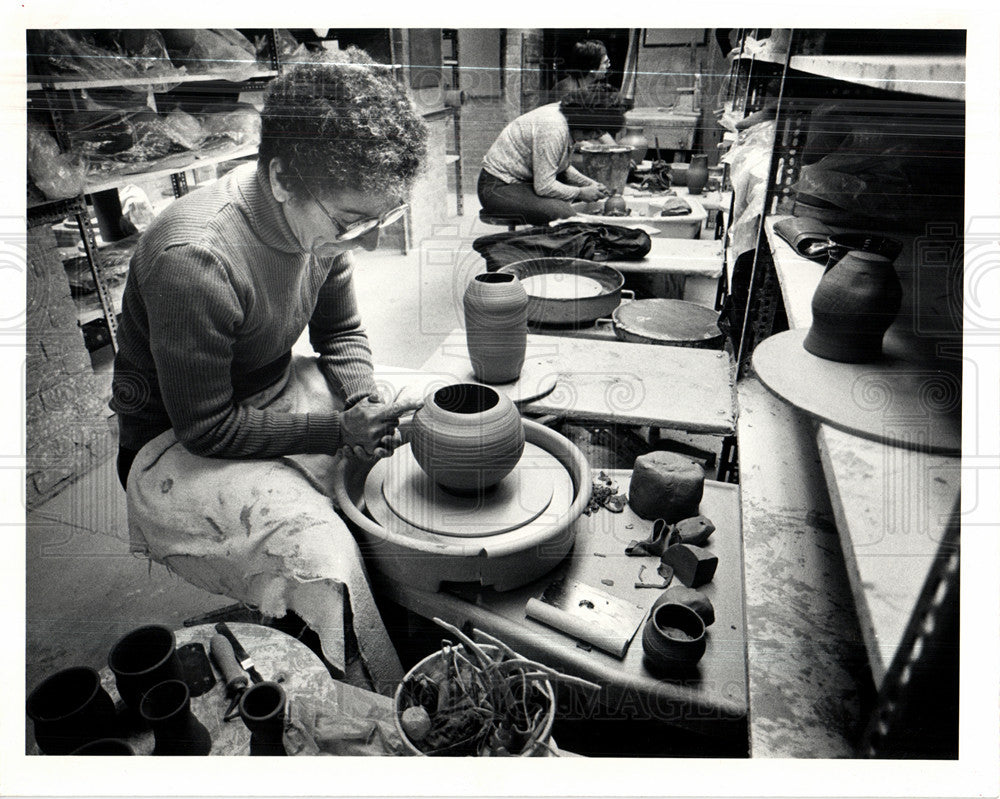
[
  {"xmin": 464, "ymin": 272, "xmax": 528, "ymax": 384},
  {"xmin": 408, "ymin": 383, "xmax": 525, "ymax": 494},
  {"xmin": 685, "ymin": 154, "xmax": 709, "ymax": 196},
  {"xmin": 642, "ymin": 603, "xmax": 707, "ymax": 669},
  {"xmin": 803, "ymin": 249, "xmax": 902, "ymax": 363}
]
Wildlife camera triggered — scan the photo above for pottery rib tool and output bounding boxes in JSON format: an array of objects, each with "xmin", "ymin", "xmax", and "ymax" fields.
[{"xmin": 525, "ymin": 577, "xmax": 646, "ymax": 658}]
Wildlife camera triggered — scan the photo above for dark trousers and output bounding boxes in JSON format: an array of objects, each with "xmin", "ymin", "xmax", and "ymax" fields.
[
  {"xmin": 477, "ymin": 169, "xmax": 577, "ymax": 226},
  {"xmin": 117, "ymin": 446, "xmax": 139, "ymax": 490}
]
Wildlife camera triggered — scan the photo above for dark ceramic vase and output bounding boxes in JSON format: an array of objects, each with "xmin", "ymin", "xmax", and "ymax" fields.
[
  {"xmin": 139, "ymin": 679, "xmax": 211, "ymax": 756},
  {"xmin": 26, "ymin": 666, "xmax": 118, "ymax": 754},
  {"xmin": 803, "ymin": 249, "xmax": 902, "ymax": 363},
  {"xmin": 685, "ymin": 155, "xmax": 709, "ymax": 195},
  {"xmin": 464, "ymin": 272, "xmax": 528, "ymax": 384},
  {"xmin": 70, "ymin": 738, "xmax": 134, "ymax": 755},
  {"xmin": 641, "ymin": 603, "xmax": 707, "ymax": 668},
  {"xmin": 107, "ymin": 624, "xmax": 182, "ymax": 715},
  {"xmin": 239, "ymin": 682, "xmax": 287, "ymax": 756},
  {"xmin": 619, "ymin": 125, "xmax": 649, "ymax": 163},
  {"xmin": 408, "ymin": 383, "xmax": 525, "ymax": 494}
]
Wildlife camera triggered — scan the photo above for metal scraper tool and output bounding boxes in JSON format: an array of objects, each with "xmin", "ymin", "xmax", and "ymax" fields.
[{"xmin": 525, "ymin": 576, "xmax": 647, "ymax": 659}]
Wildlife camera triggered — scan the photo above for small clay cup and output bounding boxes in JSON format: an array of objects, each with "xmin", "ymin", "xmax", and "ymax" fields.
[
  {"xmin": 642, "ymin": 603, "xmax": 707, "ymax": 669},
  {"xmin": 26, "ymin": 666, "xmax": 118, "ymax": 754},
  {"xmin": 139, "ymin": 679, "xmax": 211, "ymax": 756},
  {"xmin": 107, "ymin": 625, "xmax": 182, "ymax": 714},
  {"xmin": 239, "ymin": 681, "xmax": 287, "ymax": 756},
  {"xmin": 70, "ymin": 738, "xmax": 134, "ymax": 755}
]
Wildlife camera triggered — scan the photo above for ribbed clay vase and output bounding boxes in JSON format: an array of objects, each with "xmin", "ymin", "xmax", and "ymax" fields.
[
  {"xmin": 408, "ymin": 383, "xmax": 525, "ymax": 494},
  {"xmin": 619, "ymin": 125, "xmax": 649, "ymax": 163},
  {"xmin": 139, "ymin": 679, "xmax": 211, "ymax": 756},
  {"xmin": 641, "ymin": 603, "xmax": 707, "ymax": 669},
  {"xmin": 239, "ymin": 682, "xmax": 287, "ymax": 756},
  {"xmin": 685, "ymin": 154, "xmax": 709, "ymax": 195},
  {"xmin": 803, "ymin": 249, "xmax": 902, "ymax": 363},
  {"xmin": 464, "ymin": 272, "xmax": 528, "ymax": 384}
]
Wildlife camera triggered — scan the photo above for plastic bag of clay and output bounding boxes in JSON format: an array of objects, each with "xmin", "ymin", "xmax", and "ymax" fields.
[
  {"xmin": 721, "ymin": 119, "xmax": 775, "ymax": 258},
  {"xmin": 258, "ymin": 29, "xmax": 307, "ymax": 62},
  {"xmin": 28, "ymin": 29, "xmax": 185, "ymax": 86},
  {"xmin": 200, "ymin": 103, "xmax": 262, "ymax": 147},
  {"xmin": 27, "ymin": 118, "xmax": 88, "ymax": 200},
  {"xmin": 161, "ymin": 29, "xmax": 259, "ymax": 79}
]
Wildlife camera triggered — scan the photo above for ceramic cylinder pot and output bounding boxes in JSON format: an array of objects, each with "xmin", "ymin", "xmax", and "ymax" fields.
[
  {"xmin": 26, "ymin": 666, "xmax": 118, "ymax": 754},
  {"xmin": 685, "ymin": 154, "xmax": 709, "ymax": 195},
  {"xmin": 464, "ymin": 272, "xmax": 528, "ymax": 384},
  {"xmin": 641, "ymin": 603, "xmax": 707, "ymax": 669},
  {"xmin": 239, "ymin": 682, "xmax": 288, "ymax": 756},
  {"xmin": 70, "ymin": 738, "xmax": 135, "ymax": 755},
  {"xmin": 803, "ymin": 249, "xmax": 902, "ymax": 363},
  {"xmin": 408, "ymin": 383, "xmax": 525, "ymax": 494},
  {"xmin": 139, "ymin": 679, "xmax": 212, "ymax": 756},
  {"xmin": 107, "ymin": 624, "xmax": 182, "ymax": 715},
  {"xmin": 619, "ymin": 125, "xmax": 649, "ymax": 163}
]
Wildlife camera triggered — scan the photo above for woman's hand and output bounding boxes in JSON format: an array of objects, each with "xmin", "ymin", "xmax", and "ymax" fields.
[
  {"xmin": 340, "ymin": 395, "xmax": 423, "ymax": 459},
  {"xmin": 577, "ymin": 184, "xmax": 610, "ymax": 202}
]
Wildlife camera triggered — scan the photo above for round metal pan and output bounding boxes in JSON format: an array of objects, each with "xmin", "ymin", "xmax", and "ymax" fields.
[
  {"xmin": 599, "ymin": 298, "xmax": 726, "ymax": 349},
  {"xmin": 498, "ymin": 257, "xmax": 626, "ymax": 326}
]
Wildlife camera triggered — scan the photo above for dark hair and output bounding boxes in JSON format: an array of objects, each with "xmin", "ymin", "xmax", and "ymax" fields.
[
  {"xmin": 559, "ymin": 86, "xmax": 626, "ymax": 135},
  {"xmin": 566, "ymin": 39, "xmax": 608, "ymax": 79},
  {"xmin": 259, "ymin": 47, "xmax": 427, "ymax": 199}
]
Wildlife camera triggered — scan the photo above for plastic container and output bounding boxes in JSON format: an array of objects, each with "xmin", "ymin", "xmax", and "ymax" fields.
[{"xmin": 575, "ymin": 195, "xmax": 707, "ymax": 239}]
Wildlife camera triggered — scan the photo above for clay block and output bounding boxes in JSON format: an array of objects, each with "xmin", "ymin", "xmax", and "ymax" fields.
[
  {"xmin": 661, "ymin": 543, "xmax": 718, "ymax": 588},
  {"xmin": 654, "ymin": 585, "xmax": 715, "ymax": 627},
  {"xmin": 672, "ymin": 515, "xmax": 715, "ymax": 547},
  {"xmin": 628, "ymin": 451, "xmax": 704, "ymax": 522}
]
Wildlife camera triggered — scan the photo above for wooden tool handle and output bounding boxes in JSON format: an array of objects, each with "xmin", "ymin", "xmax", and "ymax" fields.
[{"xmin": 210, "ymin": 634, "xmax": 248, "ymax": 692}]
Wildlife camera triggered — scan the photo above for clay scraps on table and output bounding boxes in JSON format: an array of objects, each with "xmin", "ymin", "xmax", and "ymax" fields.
[
  {"xmin": 625, "ymin": 515, "xmax": 716, "ymax": 556},
  {"xmin": 584, "ymin": 472, "xmax": 628, "ymax": 515},
  {"xmin": 634, "ymin": 562, "xmax": 674, "ymax": 590}
]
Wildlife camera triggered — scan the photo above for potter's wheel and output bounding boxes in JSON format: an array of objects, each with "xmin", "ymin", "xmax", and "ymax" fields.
[
  {"xmin": 374, "ymin": 442, "xmax": 556, "ymax": 537},
  {"xmin": 332, "ymin": 419, "xmax": 591, "ymax": 592}
]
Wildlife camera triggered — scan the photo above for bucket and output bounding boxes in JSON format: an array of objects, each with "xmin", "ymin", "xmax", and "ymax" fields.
[{"xmin": 578, "ymin": 144, "xmax": 632, "ymax": 194}]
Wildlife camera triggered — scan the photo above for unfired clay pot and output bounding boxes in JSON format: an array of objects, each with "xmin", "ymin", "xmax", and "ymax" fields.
[
  {"xmin": 26, "ymin": 666, "xmax": 117, "ymax": 754},
  {"xmin": 139, "ymin": 679, "xmax": 211, "ymax": 756},
  {"xmin": 408, "ymin": 383, "xmax": 525, "ymax": 494},
  {"xmin": 685, "ymin": 154, "xmax": 709, "ymax": 196},
  {"xmin": 239, "ymin": 682, "xmax": 287, "ymax": 756},
  {"xmin": 641, "ymin": 602, "xmax": 707, "ymax": 668},
  {"xmin": 803, "ymin": 249, "xmax": 902, "ymax": 363},
  {"xmin": 464, "ymin": 272, "xmax": 528, "ymax": 384}
]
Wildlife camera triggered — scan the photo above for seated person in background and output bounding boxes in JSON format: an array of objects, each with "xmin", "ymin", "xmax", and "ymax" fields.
[
  {"xmin": 110, "ymin": 49, "xmax": 427, "ymax": 692},
  {"xmin": 549, "ymin": 39, "xmax": 612, "ymax": 103},
  {"xmin": 478, "ymin": 87, "xmax": 627, "ymax": 225}
]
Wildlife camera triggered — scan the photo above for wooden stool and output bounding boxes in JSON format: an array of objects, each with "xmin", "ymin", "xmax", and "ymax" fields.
[{"xmin": 479, "ymin": 210, "xmax": 528, "ymax": 232}]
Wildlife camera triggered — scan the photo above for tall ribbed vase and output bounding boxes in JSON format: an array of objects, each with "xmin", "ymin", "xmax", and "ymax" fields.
[
  {"xmin": 686, "ymin": 154, "xmax": 709, "ymax": 195},
  {"xmin": 464, "ymin": 272, "xmax": 528, "ymax": 384},
  {"xmin": 803, "ymin": 250, "xmax": 902, "ymax": 363}
]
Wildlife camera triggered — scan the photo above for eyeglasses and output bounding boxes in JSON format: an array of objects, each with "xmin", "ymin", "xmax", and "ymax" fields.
[{"xmin": 294, "ymin": 174, "xmax": 408, "ymax": 242}]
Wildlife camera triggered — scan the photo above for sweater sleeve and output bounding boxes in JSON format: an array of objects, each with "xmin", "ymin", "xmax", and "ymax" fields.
[
  {"xmin": 309, "ymin": 252, "xmax": 379, "ymax": 407},
  {"xmin": 530, "ymin": 121, "xmax": 583, "ymax": 201},
  {"xmin": 145, "ymin": 243, "xmax": 343, "ymax": 457}
]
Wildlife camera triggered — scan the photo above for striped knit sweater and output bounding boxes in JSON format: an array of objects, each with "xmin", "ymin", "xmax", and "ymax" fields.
[{"xmin": 110, "ymin": 162, "xmax": 378, "ymax": 458}]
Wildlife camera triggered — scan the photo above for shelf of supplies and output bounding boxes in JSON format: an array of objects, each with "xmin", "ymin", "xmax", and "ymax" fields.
[
  {"xmin": 27, "ymin": 67, "xmax": 278, "ymax": 93},
  {"xmin": 788, "ymin": 54, "xmax": 965, "ymax": 101},
  {"xmin": 83, "ymin": 143, "xmax": 259, "ymax": 195}
]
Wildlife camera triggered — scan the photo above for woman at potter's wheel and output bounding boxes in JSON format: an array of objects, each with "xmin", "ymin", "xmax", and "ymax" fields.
[
  {"xmin": 110, "ymin": 50, "xmax": 426, "ymax": 693},
  {"xmin": 478, "ymin": 86, "xmax": 627, "ymax": 225}
]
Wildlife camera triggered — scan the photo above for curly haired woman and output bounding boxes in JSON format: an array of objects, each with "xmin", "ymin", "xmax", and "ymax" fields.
[
  {"xmin": 478, "ymin": 86, "xmax": 627, "ymax": 224},
  {"xmin": 110, "ymin": 50, "xmax": 427, "ymax": 691}
]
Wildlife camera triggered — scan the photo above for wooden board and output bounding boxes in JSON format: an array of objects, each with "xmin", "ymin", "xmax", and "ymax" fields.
[
  {"xmin": 736, "ymin": 377, "xmax": 870, "ymax": 756},
  {"xmin": 421, "ymin": 329, "xmax": 737, "ymax": 435},
  {"xmin": 816, "ymin": 425, "xmax": 960, "ymax": 688},
  {"xmin": 752, "ymin": 328, "xmax": 961, "ymax": 454}
]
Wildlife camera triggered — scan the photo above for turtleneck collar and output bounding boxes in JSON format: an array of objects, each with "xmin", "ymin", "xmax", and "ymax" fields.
[{"xmin": 235, "ymin": 162, "xmax": 307, "ymax": 255}]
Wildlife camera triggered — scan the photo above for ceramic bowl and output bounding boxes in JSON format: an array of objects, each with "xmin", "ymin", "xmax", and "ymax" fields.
[{"xmin": 641, "ymin": 602, "xmax": 707, "ymax": 668}]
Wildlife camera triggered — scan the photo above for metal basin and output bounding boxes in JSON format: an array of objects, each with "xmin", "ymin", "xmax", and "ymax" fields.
[{"xmin": 498, "ymin": 257, "xmax": 626, "ymax": 326}]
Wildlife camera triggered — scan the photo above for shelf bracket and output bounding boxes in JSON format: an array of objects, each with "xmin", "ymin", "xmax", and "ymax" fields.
[{"xmin": 75, "ymin": 202, "xmax": 119, "ymax": 354}]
